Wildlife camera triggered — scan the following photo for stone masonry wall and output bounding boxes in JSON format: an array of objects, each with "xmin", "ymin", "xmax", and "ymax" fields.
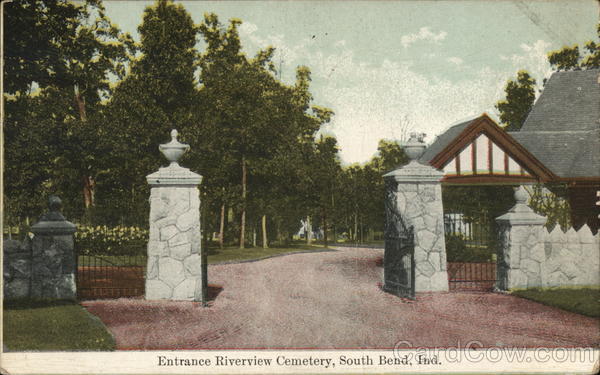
[
  {"xmin": 497, "ymin": 219, "xmax": 599, "ymax": 289},
  {"xmin": 540, "ymin": 226, "xmax": 599, "ymax": 287},
  {"xmin": 145, "ymin": 186, "xmax": 203, "ymax": 300},
  {"xmin": 3, "ymin": 238, "xmax": 32, "ymax": 299},
  {"xmin": 3, "ymin": 233, "xmax": 77, "ymax": 300},
  {"xmin": 396, "ymin": 182, "xmax": 448, "ymax": 292}
]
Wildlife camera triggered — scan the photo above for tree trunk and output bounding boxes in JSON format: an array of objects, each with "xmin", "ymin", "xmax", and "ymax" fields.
[
  {"xmin": 218, "ymin": 203, "xmax": 225, "ymax": 249},
  {"xmin": 360, "ymin": 217, "xmax": 364, "ymax": 243},
  {"xmin": 330, "ymin": 192, "xmax": 335, "ymax": 245},
  {"xmin": 306, "ymin": 215, "xmax": 312, "ymax": 245},
  {"xmin": 75, "ymin": 87, "xmax": 95, "ymax": 211},
  {"xmin": 322, "ymin": 210, "xmax": 328, "ymax": 248},
  {"xmin": 239, "ymin": 156, "xmax": 247, "ymax": 249},
  {"xmin": 252, "ymin": 226, "xmax": 257, "ymax": 247},
  {"xmin": 262, "ymin": 215, "xmax": 269, "ymax": 249},
  {"xmin": 74, "ymin": 88, "xmax": 87, "ymax": 122},
  {"xmin": 82, "ymin": 175, "xmax": 96, "ymax": 209},
  {"xmin": 354, "ymin": 212, "xmax": 358, "ymax": 243},
  {"xmin": 332, "ymin": 224, "xmax": 337, "ymax": 245}
]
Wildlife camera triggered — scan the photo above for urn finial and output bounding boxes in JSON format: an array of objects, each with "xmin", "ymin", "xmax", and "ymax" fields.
[
  {"xmin": 403, "ymin": 132, "xmax": 427, "ymax": 161},
  {"xmin": 159, "ymin": 129, "xmax": 190, "ymax": 166},
  {"xmin": 514, "ymin": 185, "xmax": 528, "ymax": 204}
]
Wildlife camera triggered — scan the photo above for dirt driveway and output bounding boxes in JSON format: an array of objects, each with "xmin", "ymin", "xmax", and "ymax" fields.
[{"xmin": 82, "ymin": 247, "xmax": 599, "ymax": 349}]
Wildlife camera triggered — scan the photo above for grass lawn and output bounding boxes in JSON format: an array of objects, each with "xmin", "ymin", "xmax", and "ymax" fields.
[
  {"xmin": 77, "ymin": 244, "xmax": 330, "ymax": 267},
  {"xmin": 511, "ymin": 287, "xmax": 600, "ymax": 318},
  {"xmin": 3, "ymin": 299, "xmax": 115, "ymax": 351},
  {"xmin": 78, "ymin": 254, "xmax": 146, "ymax": 267},
  {"xmin": 207, "ymin": 243, "xmax": 328, "ymax": 264}
]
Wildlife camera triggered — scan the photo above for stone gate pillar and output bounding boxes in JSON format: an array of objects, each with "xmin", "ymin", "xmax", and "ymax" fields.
[
  {"xmin": 145, "ymin": 129, "xmax": 204, "ymax": 301},
  {"xmin": 495, "ymin": 186, "xmax": 547, "ymax": 290},
  {"xmin": 384, "ymin": 133, "xmax": 449, "ymax": 292},
  {"xmin": 30, "ymin": 196, "xmax": 77, "ymax": 299}
]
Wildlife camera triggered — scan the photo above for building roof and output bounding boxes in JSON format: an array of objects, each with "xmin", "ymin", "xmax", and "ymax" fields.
[
  {"xmin": 513, "ymin": 68, "xmax": 600, "ymax": 179},
  {"xmin": 521, "ymin": 68, "xmax": 600, "ymax": 132},
  {"xmin": 510, "ymin": 129, "xmax": 600, "ymax": 178},
  {"xmin": 419, "ymin": 117, "xmax": 475, "ymax": 164}
]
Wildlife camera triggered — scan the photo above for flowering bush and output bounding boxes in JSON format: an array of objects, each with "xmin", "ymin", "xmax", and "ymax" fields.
[{"xmin": 75, "ymin": 225, "xmax": 148, "ymax": 255}]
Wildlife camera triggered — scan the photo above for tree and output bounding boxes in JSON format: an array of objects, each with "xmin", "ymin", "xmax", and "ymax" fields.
[
  {"xmin": 3, "ymin": 0, "xmax": 82, "ymax": 95},
  {"xmin": 548, "ymin": 23, "xmax": 600, "ymax": 70},
  {"xmin": 101, "ymin": 0, "xmax": 198, "ymax": 225},
  {"xmin": 495, "ymin": 70, "xmax": 536, "ymax": 132},
  {"xmin": 3, "ymin": 0, "xmax": 134, "ymax": 226},
  {"xmin": 197, "ymin": 14, "xmax": 333, "ymax": 249}
]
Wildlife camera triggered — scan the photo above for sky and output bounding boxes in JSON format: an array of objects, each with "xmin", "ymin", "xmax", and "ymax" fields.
[{"xmin": 104, "ymin": 0, "xmax": 599, "ymax": 165}]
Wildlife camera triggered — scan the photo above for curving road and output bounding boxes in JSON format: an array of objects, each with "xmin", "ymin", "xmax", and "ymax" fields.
[{"xmin": 82, "ymin": 247, "xmax": 599, "ymax": 349}]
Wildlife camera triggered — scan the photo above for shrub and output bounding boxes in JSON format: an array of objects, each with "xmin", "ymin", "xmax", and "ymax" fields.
[
  {"xmin": 445, "ymin": 233, "xmax": 494, "ymax": 262},
  {"xmin": 74, "ymin": 225, "xmax": 148, "ymax": 256}
]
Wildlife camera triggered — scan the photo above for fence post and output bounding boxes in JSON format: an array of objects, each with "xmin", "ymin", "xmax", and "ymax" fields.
[
  {"xmin": 145, "ymin": 129, "xmax": 205, "ymax": 301},
  {"xmin": 495, "ymin": 185, "xmax": 547, "ymax": 290},
  {"xmin": 29, "ymin": 196, "xmax": 78, "ymax": 299}
]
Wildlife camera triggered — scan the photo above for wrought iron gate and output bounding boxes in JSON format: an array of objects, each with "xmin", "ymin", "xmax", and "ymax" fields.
[
  {"xmin": 383, "ymin": 180, "xmax": 416, "ymax": 299},
  {"xmin": 76, "ymin": 250, "xmax": 146, "ymax": 300},
  {"xmin": 444, "ymin": 213, "xmax": 497, "ymax": 291}
]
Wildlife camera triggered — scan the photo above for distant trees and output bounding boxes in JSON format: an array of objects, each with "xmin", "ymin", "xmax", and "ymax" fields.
[
  {"xmin": 331, "ymin": 140, "xmax": 409, "ymax": 244},
  {"xmin": 195, "ymin": 13, "xmax": 334, "ymax": 248}
]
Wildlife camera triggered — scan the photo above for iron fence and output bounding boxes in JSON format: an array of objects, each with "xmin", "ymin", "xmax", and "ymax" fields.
[{"xmin": 76, "ymin": 250, "xmax": 147, "ymax": 300}]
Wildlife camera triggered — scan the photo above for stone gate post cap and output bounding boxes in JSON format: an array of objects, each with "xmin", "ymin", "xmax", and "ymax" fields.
[
  {"xmin": 149, "ymin": 129, "xmax": 202, "ymax": 185},
  {"xmin": 31, "ymin": 195, "xmax": 77, "ymax": 235}
]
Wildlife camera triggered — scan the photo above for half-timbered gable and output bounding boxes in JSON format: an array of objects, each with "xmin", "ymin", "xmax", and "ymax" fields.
[{"xmin": 420, "ymin": 114, "xmax": 555, "ymax": 184}]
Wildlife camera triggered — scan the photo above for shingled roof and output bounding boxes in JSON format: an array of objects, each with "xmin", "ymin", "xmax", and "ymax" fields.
[
  {"xmin": 509, "ymin": 130, "xmax": 599, "ymax": 178},
  {"xmin": 521, "ymin": 68, "xmax": 600, "ymax": 132},
  {"xmin": 419, "ymin": 116, "xmax": 478, "ymax": 164},
  {"xmin": 511, "ymin": 68, "xmax": 600, "ymax": 179}
]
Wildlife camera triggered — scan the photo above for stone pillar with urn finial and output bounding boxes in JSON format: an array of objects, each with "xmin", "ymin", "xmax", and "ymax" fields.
[
  {"xmin": 495, "ymin": 185, "xmax": 547, "ymax": 290},
  {"xmin": 145, "ymin": 129, "xmax": 204, "ymax": 301},
  {"xmin": 383, "ymin": 133, "xmax": 449, "ymax": 292}
]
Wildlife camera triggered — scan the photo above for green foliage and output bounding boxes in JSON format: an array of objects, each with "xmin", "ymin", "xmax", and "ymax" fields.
[
  {"xmin": 511, "ymin": 287, "xmax": 600, "ymax": 317},
  {"xmin": 74, "ymin": 225, "xmax": 148, "ymax": 255},
  {"xmin": 524, "ymin": 184, "xmax": 571, "ymax": 231},
  {"xmin": 195, "ymin": 13, "xmax": 334, "ymax": 247},
  {"xmin": 4, "ymin": 1, "xmax": 338, "ymax": 250},
  {"xmin": 495, "ymin": 70, "xmax": 536, "ymax": 132},
  {"xmin": 103, "ymin": 0, "xmax": 199, "ymax": 218},
  {"xmin": 3, "ymin": 0, "xmax": 134, "ymax": 227},
  {"xmin": 548, "ymin": 23, "xmax": 600, "ymax": 70},
  {"xmin": 445, "ymin": 234, "xmax": 494, "ymax": 263},
  {"xmin": 442, "ymin": 185, "xmax": 515, "ymax": 220},
  {"xmin": 371, "ymin": 139, "xmax": 410, "ymax": 173},
  {"xmin": 3, "ymin": 299, "xmax": 116, "ymax": 351},
  {"xmin": 547, "ymin": 45, "xmax": 581, "ymax": 71},
  {"xmin": 330, "ymin": 140, "xmax": 409, "ymax": 243}
]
